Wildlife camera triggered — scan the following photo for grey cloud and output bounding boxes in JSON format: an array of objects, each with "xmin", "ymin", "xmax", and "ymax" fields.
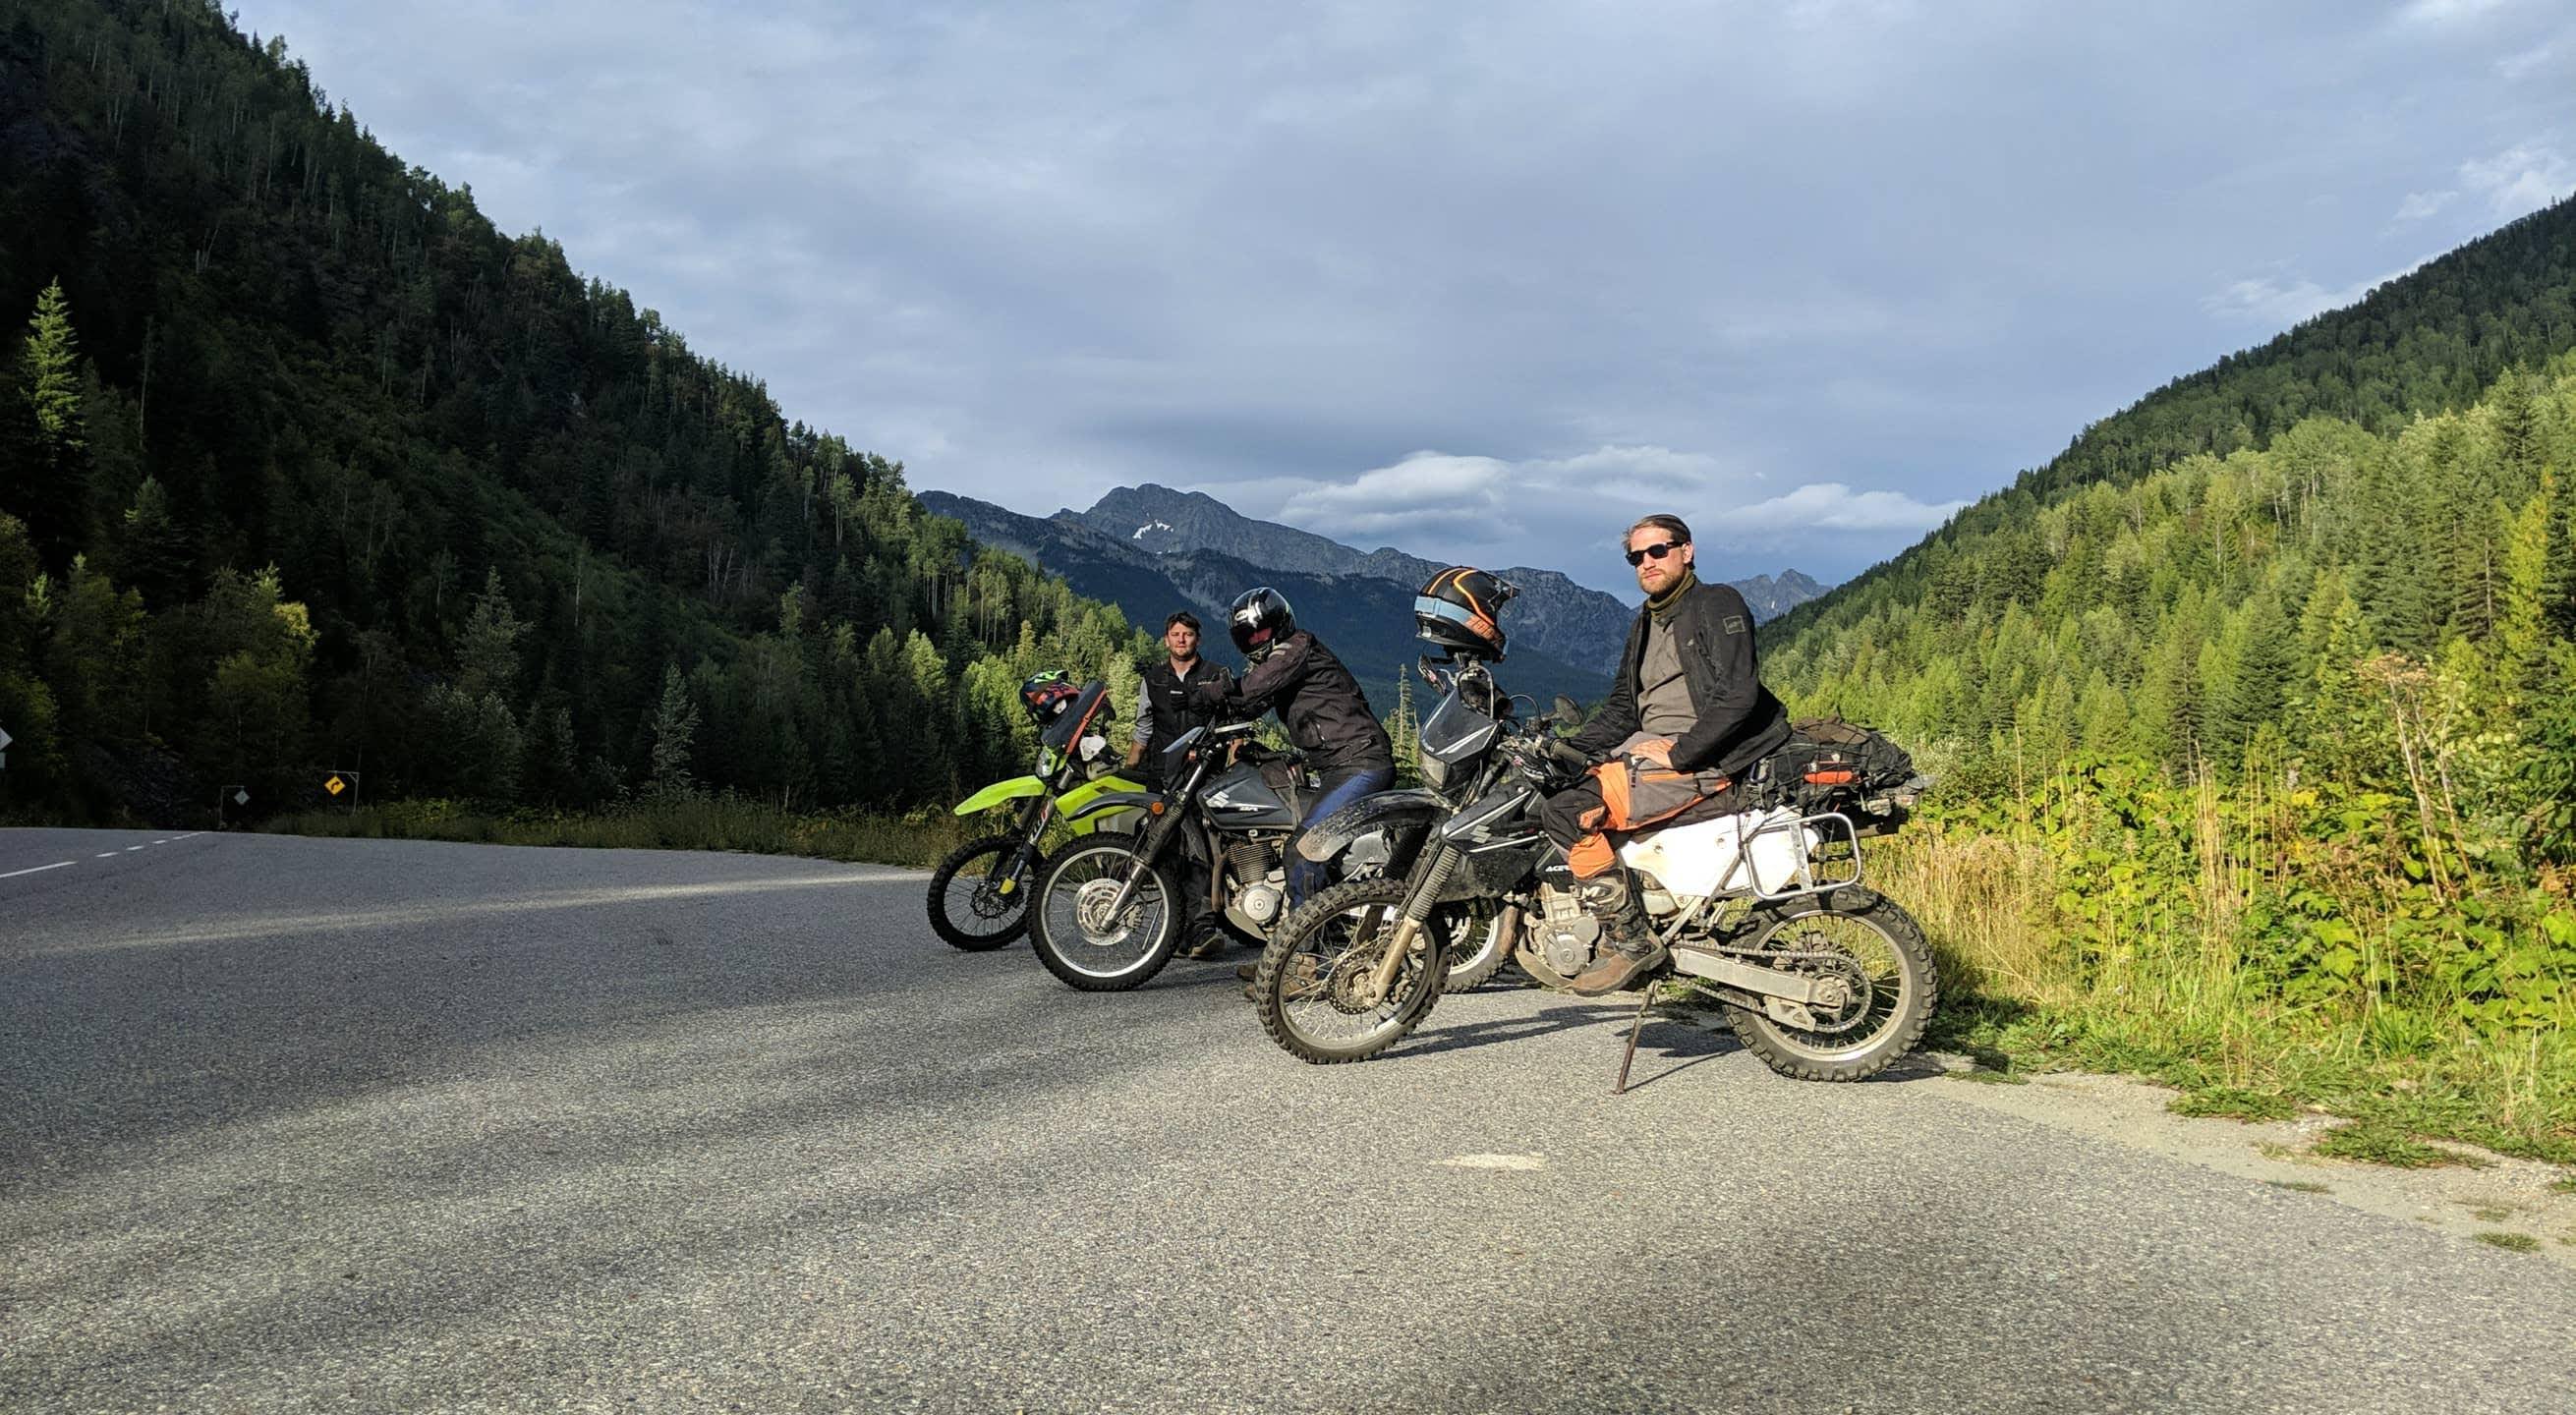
[{"xmin": 239, "ymin": 0, "xmax": 2576, "ymax": 590}]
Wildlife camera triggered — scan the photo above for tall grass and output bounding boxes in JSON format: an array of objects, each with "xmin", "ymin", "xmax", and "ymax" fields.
[
  {"xmin": 1873, "ymin": 777, "xmax": 2576, "ymax": 1163},
  {"xmin": 265, "ymin": 794, "xmax": 973, "ymax": 869}
]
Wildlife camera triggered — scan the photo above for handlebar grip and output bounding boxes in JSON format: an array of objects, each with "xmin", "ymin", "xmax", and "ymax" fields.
[
  {"xmin": 1547, "ymin": 740, "xmax": 1592, "ymax": 769},
  {"xmin": 1211, "ymin": 720, "xmax": 1258, "ymax": 739}
]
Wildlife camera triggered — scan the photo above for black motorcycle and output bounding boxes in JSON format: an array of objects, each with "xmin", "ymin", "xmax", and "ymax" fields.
[
  {"xmin": 1249, "ymin": 655, "xmax": 1936, "ymax": 1083},
  {"xmin": 1027, "ymin": 719, "xmax": 1323, "ymax": 990}
]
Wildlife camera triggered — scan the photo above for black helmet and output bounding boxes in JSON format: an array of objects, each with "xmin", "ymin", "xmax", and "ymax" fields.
[
  {"xmin": 1414, "ymin": 566, "xmax": 1516, "ymax": 658},
  {"xmin": 1229, "ymin": 587, "xmax": 1295, "ymax": 662}
]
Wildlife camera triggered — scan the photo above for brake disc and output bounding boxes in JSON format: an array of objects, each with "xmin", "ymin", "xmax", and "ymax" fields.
[{"xmin": 1072, "ymin": 877, "xmax": 1140, "ymax": 946}]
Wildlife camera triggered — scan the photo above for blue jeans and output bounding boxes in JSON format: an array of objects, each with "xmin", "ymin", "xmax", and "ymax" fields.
[{"xmin": 1287, "ymin": 764, "xmax": 1396, "ymax": 911}]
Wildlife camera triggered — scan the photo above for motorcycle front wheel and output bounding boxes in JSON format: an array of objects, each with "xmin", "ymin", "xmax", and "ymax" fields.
[
  {"xmin": 926, "ymin": 833, "xmax": 1035, "ymax": 950},
  {"xmin": 1029, "ymin": 839, "xmax": 1183, "ymax": 991},
  {"xmin": 1253, "ymin": 877, "xmax": 1450, "ymax": 1064},
  {"xmin": 1438, "ymin": 899, "xmax": 1512, "ymax": 993},
  {"xmin": 1722, "ymin": 892, "xmax": 1937, "ymax": 1082}
]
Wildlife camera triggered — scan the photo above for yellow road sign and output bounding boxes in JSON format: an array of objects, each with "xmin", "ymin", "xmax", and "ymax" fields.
[{"xmin": 325, "ymin": 774, "xmax": 346, "ymax": 796}]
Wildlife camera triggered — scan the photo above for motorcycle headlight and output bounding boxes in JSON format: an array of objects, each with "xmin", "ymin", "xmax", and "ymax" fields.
[{"xmin": 1419, "ymin": 752, "xmax": 1450, "ymax": 791}]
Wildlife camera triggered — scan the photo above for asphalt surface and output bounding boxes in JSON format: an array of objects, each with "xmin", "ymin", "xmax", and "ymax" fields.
[{"xmin": 4, "ymin": 826, "xmax": 2572, "ymax": 1415}]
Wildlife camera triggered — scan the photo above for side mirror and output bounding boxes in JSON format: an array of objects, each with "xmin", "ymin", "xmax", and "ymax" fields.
[{"xmin": 1551, "ymin": 695, "xmax": 1583, "ymax": 731}]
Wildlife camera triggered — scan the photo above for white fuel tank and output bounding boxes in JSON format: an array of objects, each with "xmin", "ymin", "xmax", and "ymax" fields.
[{"xmin": 1619, "ymin": 807, "xmax": 1812, "ymax": 899}]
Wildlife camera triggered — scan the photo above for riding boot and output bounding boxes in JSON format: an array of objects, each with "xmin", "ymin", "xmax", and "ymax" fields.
[{"xmin": 1566, "ymin": 870, "xmax": 1666, "ymax": 995}]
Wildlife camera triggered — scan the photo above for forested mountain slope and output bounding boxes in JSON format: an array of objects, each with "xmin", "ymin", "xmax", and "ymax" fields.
[
  {"xmin": 1764, "ymin": 194, "xmax": 2576, "ymax": 839},
  {"xmin": 0, "ymin": 0, "xmax": 1149, "ymax": 822},
  {"xmin": 1756, "ymin": 198, "xmax": 2575, "ymax": 1126}
]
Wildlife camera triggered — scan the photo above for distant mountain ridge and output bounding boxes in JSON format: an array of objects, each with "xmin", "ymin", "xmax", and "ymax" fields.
[{"xmin": 919, "ymin": 483, "xmax": 1829, "ymax": 703}]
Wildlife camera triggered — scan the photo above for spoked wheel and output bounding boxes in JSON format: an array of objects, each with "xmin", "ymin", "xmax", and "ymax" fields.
[
  {"xmin": 1253, "ymin": 878, "xmax": 1450, "ymax": 1064},
  {"xmin": 1029, "ymin": 839, "xmax": 1182, "ymax": 991},
  {"xmin": 1439, "ymin": 899, "xmax": 1512, "ymax": 993},
  {"xmin": 1722, "ymin": 892, "xmax": 1937, "ymax": 1082},
  {"xmin": 927, "ymin": 833, "xmax": 1036, "ymax": 950}
]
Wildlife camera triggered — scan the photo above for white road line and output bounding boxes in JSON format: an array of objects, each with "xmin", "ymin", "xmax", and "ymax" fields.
[
  {"xmin": 95, "ymin": 853, "xmax": 118, "ymax": 859},
  {"xmin": 124, "ymin": 845, "xmax": 146, "ymax": 852},
  {"xmin": 167, "ymin": 832, "xmax": 201, "ymax": 841},
  {"xmin": 152, "ymin": 839, "xmax": 170, "ymax": 845},
  {"xmin": 0, "ymin": 861, "xmax": 77, "ymax": 879}
]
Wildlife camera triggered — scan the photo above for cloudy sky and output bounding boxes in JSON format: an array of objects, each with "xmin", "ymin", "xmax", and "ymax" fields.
[{"xmin": 237, "ymin": 0, "xmax": 2574, "ymax": 597}]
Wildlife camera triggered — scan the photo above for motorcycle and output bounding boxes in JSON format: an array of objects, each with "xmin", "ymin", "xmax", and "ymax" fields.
[
  {"xmin": 926, "ymin": 680, "xmax": 1147, "ymax": 950},
  {"xmin": 1248, "ymin": 654, "xmax": 1937, "ymax": 1086},
  {"xmin": 1027, "ymin": 717, "xmax": 1338, "ymax": 990}
]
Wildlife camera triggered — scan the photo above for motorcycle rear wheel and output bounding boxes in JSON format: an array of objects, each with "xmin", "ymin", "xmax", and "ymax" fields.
[
  {"xmin": 926, "ymin": 833, "xmax": 1034, "ymax": 950},
  {"xmin": 1254, "ymin": 877, "xmax": 1450, "ymax": 1064},
  {"xmin": 1029, "ymin": 839, "xmax": 1183, "ymax": 991},
  {"xmin": 1721, "ymin": 892, "xmax": 1936, "ymax": 1082}
]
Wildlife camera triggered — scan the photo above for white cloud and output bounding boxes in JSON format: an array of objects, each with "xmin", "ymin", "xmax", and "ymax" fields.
[
  {"xmin": 2400, "ymin": 0, "xmax": 2511, "ymax": 25},
  {"xmin": 2394, "ymin": 189, "xmax": 2457, "ymax": 221},
  {"xmin": 1716, "ymin": 483, "xmax": 1968, "ymax": 538},
  {"xmin": 1276, "ymin": 445, "xmax": 1748, "ymax": 549},
  {"xmin": 2203, "ymin": 253, "xmax": 2433, "ymax": 326},
  {"xmin": 2496, "ymin": 43, "xmax": 2557, "ymax": 80},
  {"xmin": 2460, "ymin": 142, "xmax": 2574, "ymax": 217}
]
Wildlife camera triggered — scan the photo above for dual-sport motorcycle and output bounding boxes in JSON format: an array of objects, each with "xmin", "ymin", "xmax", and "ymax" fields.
[
  {"xmin": 1025, "ymin": 714, "xmax": 1505, "ymax": 991},
  {"xmin": 926, "ymin": 680, "xmax": 1146, "ymax": 950},
  {"xmin": 1246, "ymin": 653, "xmax": 1937, "ymax": 1083},
  {"xmin": 1027, "ymin": 717, "xmax": 1314, "ymax": 990}
]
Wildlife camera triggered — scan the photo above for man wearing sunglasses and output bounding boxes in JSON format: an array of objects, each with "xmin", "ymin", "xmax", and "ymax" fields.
[{"xmin": 1538, "ymin": 514, "xmax": 1792, "ymax": 994}]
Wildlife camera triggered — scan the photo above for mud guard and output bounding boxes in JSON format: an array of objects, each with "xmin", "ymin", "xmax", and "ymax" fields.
[
  {"xmin": 1293, "ymin": 788, "xmax": 1450, "ymax": 864},
  {"xmin": 952, "ymin": 775, "xmax": 1048, "ymax": 817}
]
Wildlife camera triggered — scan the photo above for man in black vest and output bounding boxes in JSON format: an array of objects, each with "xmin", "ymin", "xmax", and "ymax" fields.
[
  {"xmin": 1127, "ymin": 610, "xmax": 1236, "ymax": 956},
  {"xmin": 1127, "ymin": 610, "xmax": 1234, "ymax": 787}
]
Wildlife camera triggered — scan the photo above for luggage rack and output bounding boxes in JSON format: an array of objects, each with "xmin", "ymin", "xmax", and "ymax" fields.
[{"xmin": 1737, "ymin": 809, "xmax": 1864, "ymax": 901}]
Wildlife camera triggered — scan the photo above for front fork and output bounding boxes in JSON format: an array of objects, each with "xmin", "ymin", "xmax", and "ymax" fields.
[
  {"xmin": 1103, "ymin": 804, "xmax": 1183, "ymax": 920},
  {"xmin": 988, "ymin": 794, "xmax": 1058, "ymax": 893},
  {"xmin": 1363, "ymin": 840, "xmax": 1460, "ymax": 1004}
]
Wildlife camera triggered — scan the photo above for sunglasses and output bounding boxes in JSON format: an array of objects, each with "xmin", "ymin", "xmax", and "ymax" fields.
[{"xmin": 1625, "ymin": 539, "xmax": 1686, "ymax": 566}]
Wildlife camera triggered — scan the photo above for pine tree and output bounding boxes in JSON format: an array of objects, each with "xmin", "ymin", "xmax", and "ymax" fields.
[
  {"xmin": 3, "ymin": 280, "xmax": 91, "ymax": 562},
  {"xmin": 646, "ymin": 663, "xmax": 700, "ymax": 796},
  {"xmin": 1386, "ymin": 674, "xmax": 1420, "ymax": 786},
  {"xmin": 20, "ymin": 280, "xmax": 83, "ymax": 456},
  {"xmin": 2543, "ymin": 469, "xmax": 2576, "ymax": 645},
  {"xmin": 2213, "ymin": 592, "xmax": 2295, "ymax": 767}
]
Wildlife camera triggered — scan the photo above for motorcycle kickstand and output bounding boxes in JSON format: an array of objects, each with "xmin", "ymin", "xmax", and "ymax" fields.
[{"xmin": 1612, "ymin": 985, "xmax": 1656, "ymax": 1096}]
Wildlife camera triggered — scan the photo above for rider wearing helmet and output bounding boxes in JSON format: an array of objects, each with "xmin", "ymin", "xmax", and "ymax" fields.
[
  {"xmin": 1540, "ymin": 514, "xmax": 1791, "ymax": 994},
  {"xmin": 1194, "ymin": 587, "xmax": 1396, "ymax": 917}
]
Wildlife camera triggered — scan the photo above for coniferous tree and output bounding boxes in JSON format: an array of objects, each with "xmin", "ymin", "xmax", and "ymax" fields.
[{"xmin": 4, "ymin": 280, "xmax": 90, "ymax": 564}]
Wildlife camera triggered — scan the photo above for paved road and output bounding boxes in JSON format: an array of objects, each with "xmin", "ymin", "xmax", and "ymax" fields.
[{"xmin": 4, "ymin": 827, "xmax": 2571, "ymax": 1414}]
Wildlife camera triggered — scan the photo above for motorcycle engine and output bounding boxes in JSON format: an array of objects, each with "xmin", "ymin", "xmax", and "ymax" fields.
[
  {"xmin": 1240, "ymin": 877, "xmax": 1286, "ymax": 929},
  {"xmin": 1535, "ymin": 880, "xmax": 1601, "ymax": 976},
  {"xmin": 1229, "ymin": 837, "xmax": 1287, "ymax": 930}
]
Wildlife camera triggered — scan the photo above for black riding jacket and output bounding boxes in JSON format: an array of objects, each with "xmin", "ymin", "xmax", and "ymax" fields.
[
  {"xmin": 1137, "ymin": 656, "xmax": 1234, "ymax": 781},
  {"xmin": 1195, "ymin": 630, "xmax": 1394, "ymax": 776},
  {"xmin": 1568, "ymin": 579, "xmax": 1791, "ymax": 780}
]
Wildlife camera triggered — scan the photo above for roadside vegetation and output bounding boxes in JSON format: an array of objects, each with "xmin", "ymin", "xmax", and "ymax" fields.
[
  {"xmin": 1803, "ymin": 364, "xmax": 2576, "ymax": 1166},
  {"xmin": 265, "ymin": 793, "xmax": 972, "ymax": 870}
]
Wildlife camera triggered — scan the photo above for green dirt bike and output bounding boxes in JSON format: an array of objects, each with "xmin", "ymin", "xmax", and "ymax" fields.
[{"xmin": 927, "ymin": 681, "xmax": 1149, "ymax": 950}]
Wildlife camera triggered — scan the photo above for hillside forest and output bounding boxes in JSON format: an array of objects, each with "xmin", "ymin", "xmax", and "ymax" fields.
[
  {"xmin": 0, "ymin": 0, "xmax": 1164, "ymax": 828},
  {"xmin": 1764, "ymin": 343, "xmax": 2576, "ymax": 1155}
]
